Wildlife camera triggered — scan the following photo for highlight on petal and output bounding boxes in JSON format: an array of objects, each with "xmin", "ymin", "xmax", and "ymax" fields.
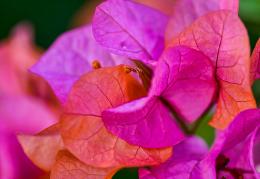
[
  {"xmin": 61, "ymin": 65, "xmax": 172, "ymax": 168},
  {"xmin": 170, "ymin": 10, "xmax": 256, "ymax": 129},
  {"xmin": 92, "ymin": 0, "xmax": 167, "ymax": 63},
  {"xmin": 150, "ymin": 46, "xmax": 216, "ymax": 123},
  {"xmin": 102, "ymin": 96, "xmax": 184, "ymax": 148},
  {"xmin": 30, "ymin": 25, "xmax": 131, "ymax": 103},
  {"xmin": 50, "ymin": 150, "xmax": 118, "ymax": 179},
  {"xmin": 18, "ymin": 124, "xmax": 63, "ymax": 171},
  {"xmin": 165, "ymin": 0, "xmax": 239, "ymax": 42},
  {"xmin": 139, "ymin": 136, "xmax": 208, "ymax": 179},
  {"xmin": 251, "ymin": 39, "xmax": 260, "ymax": 82},
  {"xmin": 0, "ymin": 96, "xmax": 56, "ymax": 134}
]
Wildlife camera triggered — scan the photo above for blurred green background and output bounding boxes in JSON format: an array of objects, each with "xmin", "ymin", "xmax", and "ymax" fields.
[{"xmin": 0, "ymin": 0, "xmax": 259, "ymax": 178}]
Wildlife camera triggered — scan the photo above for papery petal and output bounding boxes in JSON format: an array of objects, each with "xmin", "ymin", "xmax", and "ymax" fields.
[
  {"xmin": 50, "ymin": 150, "xmax": 118, "ymax": 179},
  {"xmin": 61, "ymin": 65, "xmax": 172, "ymax": 167},
  {"xmin": 150, "ymin": 46, "xmax": 216, "ymax": 122},
  {"xmin": 139, "ymin": 136, "xmax": 208, "ymax": 179},
  {"xmin": 18, "ymin": 124, "xmax": 63, "ymax": 171},
  {"xmin": 251, "ymin": 39, "xmax": 260, "ymax": 82},
  {"xmin": 102, "ymin": 96, "xmax": 184, "ymax": 148},
  {"xmin": 31, "ymin": 25, "xmax": 130, "ymax": 103},
  {"xmin": 64, "ymin": 65, "xmax": 146, "ymax": 115},
  {"xmin": 0, "ymin": 96, "xmax": 56, "ymax": 134},
  {"xmin": 170, "ymin": 10, "xmax": 256, "ymax": 129},
  {"xmin": 92, "ymin": 0, "xmax": 167, "ymax": 63},
  {"xmin": 61, "ymin": 114, "xmax": 172, "ymax": 168},
  {"xmin": 165, "ymin": 0, "xmax": 239, "ymax": 43}
]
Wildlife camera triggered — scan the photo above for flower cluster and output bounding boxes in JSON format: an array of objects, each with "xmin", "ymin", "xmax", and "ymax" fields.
[{"xmin": 17, "ymin": 0, "xmax": 260, "ymax": 178}]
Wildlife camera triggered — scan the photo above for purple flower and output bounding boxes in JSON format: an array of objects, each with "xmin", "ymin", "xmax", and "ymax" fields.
[
  {"xmin": 138, "ymin": 109, "xmax": 260, "ymax": 179},
  {"xmin": 92, "ymin": 0, "xmax": 168, "ymax": 64},
  {"xmin": 139, "ymin": 136, "xmax": 208, "ymax": 179}
]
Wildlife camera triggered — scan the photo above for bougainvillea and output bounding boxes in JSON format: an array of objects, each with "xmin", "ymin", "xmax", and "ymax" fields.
[
  {"xmin": 0, "ymin": 24, "xmax": 59, "ymax": 179},
  {"xmin": 14, "ymin": 0, "xmax": 260, "ymax": 178}
]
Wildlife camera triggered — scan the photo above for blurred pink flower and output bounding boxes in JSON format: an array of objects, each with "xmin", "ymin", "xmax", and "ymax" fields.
[{"xmin": 0, "ymin": 24, "xmax": 59, "ymax": 179}]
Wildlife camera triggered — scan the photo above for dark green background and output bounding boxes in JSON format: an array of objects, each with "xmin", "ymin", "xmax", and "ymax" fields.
[{"xmin": 0, "ymin": 0, "xmax": 259, "ymax": 178}]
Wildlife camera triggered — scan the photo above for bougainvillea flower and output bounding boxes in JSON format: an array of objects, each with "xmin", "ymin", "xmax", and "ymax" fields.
[
  {"xmin": 61, "ymin": 65, "xmax": 172, "ymax": 166},
  {"xmin": 92, "ymin": 1, "xmax": 251, "ymax": 129},
  {"xmin": 169, "ymin": 10, "xmax": 256, "ymax": 129},
  {"xmin": 19, "ymin": 65, "xmax": 172, "ymax": 178},
  {"xmin": 138, "ymin": 136, "xmax": 208, "ymax": 179},
  {"xmin": 251, "ymin": 39, "xmax": 260, "ymax": 82},
  {"xmin": 139, "ymin": 109, "xmax": 260, "ymax": 179},
  {"xmin": 0, "ymin": 96, "xmax": 56, "ymax": 178},
  {"xmin": 0, "ymin": 24, "xmax": 59, "ymax": 179},
  {"xmin": 165, "ymin": 0, "xmax": 239, "ymax": 43},
  {"xmin": 92, "ymin": 0, "xmax": 168, "ymax": 64},
  {"xmin": 0, "ymin": 23, "xmax": 41, "ymax": 96},
  {"xmin": 102, "ymin": 46, "xmax": 215, "ymax": 148},
  {"xmin": 31, "ymin": 25, "xmax": 132, "ymax": 103},
  {"xmin": 191, "ymin": 109, "xmax": 260, "ymax": 179}
]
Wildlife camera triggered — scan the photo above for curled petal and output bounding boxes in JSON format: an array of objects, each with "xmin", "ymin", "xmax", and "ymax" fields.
[
  {"xmin": 102, "ymin": 96, "xmax": 184, "ymax": 148},
  {"xmin": 150, "ymin": 46, "xmax": 216, "ymax": 123}
]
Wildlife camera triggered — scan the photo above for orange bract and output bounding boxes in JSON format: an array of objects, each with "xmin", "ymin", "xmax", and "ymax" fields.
[
  {"xmin": 50, "ymin": 150, "xmax": 119, "ymax": 179},
  {"xmin": 62, "ymin": 65, "xmax": 172, "ymax": 168},
  {"xmin": 168, "ymin": 10, "xmax": 256, "ymax": 129},
  {"xmin": 61, "ymin": 114, "xmax": 172, "ymax": 168},
  {"xmin": 64, "ymin": 65, "xmax": 146, "ymax": 115},
  {"xmin": 18, "ymin": 124, "xmax": 63, "ymax": 171},
  {"xmin": 20, "ymin": 65, "xmax": 172, "ymax": 178}
]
